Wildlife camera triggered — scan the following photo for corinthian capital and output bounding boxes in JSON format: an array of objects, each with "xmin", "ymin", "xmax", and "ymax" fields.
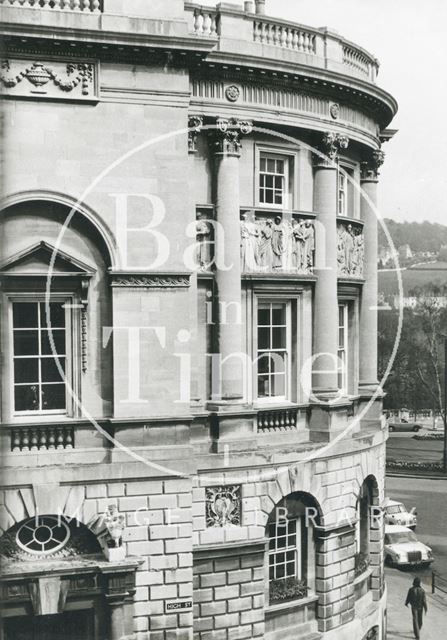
[
  {"xmin": 212, "ymin": 117, "xmax": 253, "ymax": 156},
  {"xmin": 314, "ymin": 131, "xmax": 350, "ymax": 166},
  {"xmin": 361, "ymin": 149, "xmax": 385, "ymax": 181}
]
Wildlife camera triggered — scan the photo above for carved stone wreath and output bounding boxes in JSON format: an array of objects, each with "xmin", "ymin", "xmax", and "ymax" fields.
[
  {"xmin": 206, "ymin": 486, "xmax": 241, "ymax": 527},
  {"xmin": 225, "ymin": 84, "xmax": 240, "ymax": 102}
]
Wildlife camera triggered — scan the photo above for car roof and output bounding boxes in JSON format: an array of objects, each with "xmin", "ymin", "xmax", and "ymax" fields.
[
  {"xmin": 383, "ymin": 498, "xmax": 403, "ymax": 507},
  {"xmin": 385, "ymin": 524, "xmax": 413, "ymax": 533}
]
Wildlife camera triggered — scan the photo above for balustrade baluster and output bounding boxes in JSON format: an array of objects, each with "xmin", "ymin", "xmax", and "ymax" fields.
[
  {"xmin": 21, "ymin": 429, "xmax": 30, "ymax": 452},
  {"xmin": 210, "ymin": 14, "xmax": 217, "ymax": 36},
  {"xmin": 73, "ymin": 0, "xmax": 81, "ymax": 11},
  {"xmin": 286, "ymin": 29, "xmax": 293, "ymax": 48},
  {"xmin": 48, "ymin": 427, "xmax": 56, "ymax": 449},
  {"xmin": 203, "ymin": 13, "xmax": 211, "ymax": 37},
  {"xmin": 42, "ymin": 0, "xmax": 50, "ymax": 8},
  {"xmin": 12, "ymin": 430, "xmax": 21, "ymax": 452},
  {"xmin": 30, "ymin": 428, "xmax": 38, "ymax": 451},
  {"xmin": 52, "ymin": 0, "xmax": 62, "ymax": 9},
  {"xmin": 297, "ymin": 31, "xmax": 304, "ymax": 51},
  {"xmin": 82, "ymin": 0, "xmax": 90, "ymax": 11},
  {"xmin": 280, "ymin": 27, "xmax": 287, "ymax": 47},
  {"xmin": 65, "ymin": 429, "xmax": 74, "ymax": 449},
  {"xmin": 39, "ymin": 428, "xmax": 47, "ymax": 450},
  {"xmin": 261, "ymin": 22, "xmax": 269, "ymax": 44},
  {"xmin": 92, "ymin": 0, "xmax": 100, "ymax": 12},
  {"xmin": 56, "ymin": 427, "xmax": 64, "ymax": 449},
  {"xmin": 292, "ymin": 30, "xmax": 298, "ymax": 50}
]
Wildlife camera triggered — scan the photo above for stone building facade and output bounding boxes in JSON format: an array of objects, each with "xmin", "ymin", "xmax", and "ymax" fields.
[{"xmin": 0, "ymin": 1, "xmax": 396, "ymax": 639}]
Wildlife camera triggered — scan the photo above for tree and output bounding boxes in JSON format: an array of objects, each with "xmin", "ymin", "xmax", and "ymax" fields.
[{"xmin": 379, "ymin": 286, "xmax": 447, "ymax": 464}]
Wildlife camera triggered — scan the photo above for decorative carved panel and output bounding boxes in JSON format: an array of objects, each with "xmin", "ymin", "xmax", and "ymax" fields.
[
  {"xmin": 337, "ymin": 221, "xmax": 364, "ymax": 278},
  {"xmin": 205, "ymin": 486, "xmax": 241, "ymax": 527},
  {"xmin": 110, "ymin": 274, "xmax": 190, "ymax": 288},
  {"xmin": 240, "ymin": 213, "xmax": 315, "ymax": 274},
  {"xmin": 1, "ymin": 58, "xmax": 98, "ymax": 101}
]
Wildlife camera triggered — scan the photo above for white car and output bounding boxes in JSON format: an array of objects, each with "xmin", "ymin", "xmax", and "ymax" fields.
[
  {"xmin": 384, "ymin": 525, "xmax": 434, "ymax": 568},
  {"xmin": 383, "ymin": 498, "xmax": 417, "ymax": 530}
]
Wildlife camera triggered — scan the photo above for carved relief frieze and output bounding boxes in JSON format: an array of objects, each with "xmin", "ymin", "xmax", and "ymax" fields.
[
  {"xmin": 206, "ymin": 486, "xmax": 241, "ymax": 527},
  {"xmin": 110, "ymin": 274, "xmax": 190, "ymax": 288},
  {"xmin": 337, "ymin": 221, "xmax": 364, "ymax": 278},
  {"xmin": 196, "ymin": 213, "xmax": 214, "ymax": 271},
  {"xmin": 240, "ymin": 212, "xmax": 315, "ymax": 275},
  {"xmin": 0, "ymin": 59, "xmax": 97, "ymax": 101}
]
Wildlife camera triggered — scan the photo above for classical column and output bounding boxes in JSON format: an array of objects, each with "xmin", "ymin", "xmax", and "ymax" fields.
[
  {"xmin": 312, "ymin": 132, "xmax": 349, "ymax": 398},
  {"xmin": 359, "ymin": 150, "xmax": 385, "ymax": 393},
  {"xmin": 212, "ymin": 118, "xmax": 252, "ymax": 402}
]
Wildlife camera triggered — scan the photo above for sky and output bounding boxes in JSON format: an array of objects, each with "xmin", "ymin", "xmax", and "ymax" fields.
[{"xmin": 212, "ymin": 0, "xmax": 447, "ymax": 225}]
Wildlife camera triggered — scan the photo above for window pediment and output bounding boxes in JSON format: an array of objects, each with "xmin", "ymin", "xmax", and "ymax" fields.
[{"xmin": 0, "ymin": 241, "xmax": 96, "ymax": 280}]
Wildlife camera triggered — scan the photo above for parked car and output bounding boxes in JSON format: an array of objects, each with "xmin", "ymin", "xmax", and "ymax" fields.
[
  {"xmin": 388, "ymin": 418, "xmax": 422, "ymax": 433},
  {"xmin": 383, "ymin": 498, "xmax": 417, "ymax": 530},
  {"xmin": 384, "ymin": 525, "xmax": 434, "ymax": 568}
]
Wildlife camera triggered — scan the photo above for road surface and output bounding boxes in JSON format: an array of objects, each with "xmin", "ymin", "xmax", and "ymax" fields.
[{"xmin": 385, "ymin": 476, "xmax": 447, "ymax": 577}]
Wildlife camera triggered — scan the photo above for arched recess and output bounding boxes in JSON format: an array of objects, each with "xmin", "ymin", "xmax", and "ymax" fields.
[
  {"xmin": 265, "ymin": 491, "xmax": 322, "ymax": 606},
  {"xmin": 355, "ymin": 474, "xmax": 379, "ymax": 576},
  {"xmin": 0, "ymin": 190, "xmax": 117, "ymax": 269},
  {"xmin": 0, "ymin": 514, "xmax": 139, "ymax": 640},
  {"xmin": 0, "ymin": 196, "xmax": 114, "ymax": 421}
]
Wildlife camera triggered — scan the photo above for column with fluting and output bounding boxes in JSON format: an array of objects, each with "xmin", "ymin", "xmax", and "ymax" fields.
[
  {"xmin": 359, "ymin": 150, "xmax": 385, "ymax": 392},
  {"xmin": 312, "ymin": 132, "xmax": 349, "ymax": 398},
  {"xmin": 212, "ymin": 118, "xmax": 252, "ymax": 402}
]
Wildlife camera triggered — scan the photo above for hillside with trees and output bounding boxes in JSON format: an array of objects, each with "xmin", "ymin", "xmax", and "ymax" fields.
[{"xmin": 379, "ymin": 219, "xmax": 447, "ymax": 254}]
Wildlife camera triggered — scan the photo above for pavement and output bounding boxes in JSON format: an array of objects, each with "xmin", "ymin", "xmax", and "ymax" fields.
[
  {"xmin": 385, "ymin": 475, "xmax": 447, "ymax": 638},
  {"xmin": 386, "ymin": 568, "xmax": 446, "ymax": 639}
]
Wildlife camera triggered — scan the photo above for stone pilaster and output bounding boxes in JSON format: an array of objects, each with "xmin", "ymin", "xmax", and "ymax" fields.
[
  {"xmin": 315, "ymin": 525, "xmax": 356, "ymax": 633},
  {"xmin": 359, "ymin": 150, "xmax": 385, "ymax": 394},
  {"xmin": 211, "ymin": 118, "xmax": 252, "ymax": 403}
]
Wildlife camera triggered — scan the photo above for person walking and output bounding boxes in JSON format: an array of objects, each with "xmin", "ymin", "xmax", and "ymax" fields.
[{"xmin": 405, "ymin": 577, "xmax": 428, "ymax": 639}]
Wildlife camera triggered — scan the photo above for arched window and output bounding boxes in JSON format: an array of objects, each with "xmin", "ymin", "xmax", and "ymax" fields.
[
  {"xmin": 266, "ymin": 492, "xmax": 319, "ymax": 604},
  {"xmin": 355, "ymin": 476, "xmax": 378, "ymax": 577}
]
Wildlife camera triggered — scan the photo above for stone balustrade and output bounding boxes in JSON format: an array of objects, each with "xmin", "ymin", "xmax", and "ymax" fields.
[
  {"xmin": 257, "ymin": 407, "xmax": 298, "ymax": 432},
  {"xmin": 343, "ymin": 44, "xmax": 377, "ymax": 81},
  {"xmin": 0, "ymin": 0, "xmax": 101, "ymax": 10},
  {"xmin": 11, "ymin": 424, "xmax": 74, "ymax": 451},
  {"xmin": 253, "ymin": 18, "xmax": 316, "ymax": 54},
  {"xmin": 188, "ymin": 4, "xmax": 219, "ymax": 37},
  {"xmin": 184, "ymin": 3, "xmax": 379, "ymax": 83}
]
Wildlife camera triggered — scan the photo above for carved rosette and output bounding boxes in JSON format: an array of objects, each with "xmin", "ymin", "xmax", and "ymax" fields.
[
  {"xmin": 213, "ymin": 118, "xmax": 253, "ymax": 156},
  {"xmin": 205, "ymin": 486, "xmax": 241, "ymax": 527},
  {"xmin": 361, "ymin": 149, "xmax": 385, "ymax": 181},
  {"xmin": 188, "ymin": 115, "xmax": 204, "ymax": 154},
  {"xmin": 240, "ymin": 213, "xmax": 315, "ymax": 275},
  {"xmin": 314, "ymin": 131, "xmax": 349, "ymax": 166},
  {"xmin": 337, "ymin": 221, "xmax": 364, "ymax": 278}
]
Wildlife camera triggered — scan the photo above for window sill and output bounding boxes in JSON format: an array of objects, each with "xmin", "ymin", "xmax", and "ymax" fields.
[
  {"xmin": 354, "ymin": 566, "xmax": 373, "ymax": 585},
  {"xmin": 266, "ymin": 593, "xmax": 319, "ymax": 616}
]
